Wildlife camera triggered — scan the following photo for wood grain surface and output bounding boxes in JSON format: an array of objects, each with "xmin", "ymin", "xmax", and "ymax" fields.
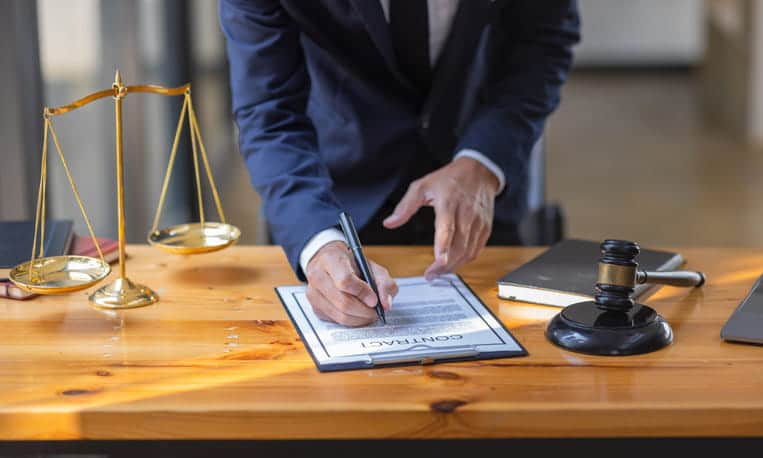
[{"xmin": 0, "ymin": 245, "xmax": 762, "ymax": 440}]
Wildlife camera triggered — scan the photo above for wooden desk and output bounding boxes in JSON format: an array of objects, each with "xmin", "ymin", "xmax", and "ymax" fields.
[{"xmin": 1, "ymin": 245, "xmax": 762, "ymax": 441}]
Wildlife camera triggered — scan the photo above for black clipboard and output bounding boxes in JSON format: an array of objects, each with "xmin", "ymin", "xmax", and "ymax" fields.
[{"xmin": 275, "ymin": 274, "xmax": 527, "ymax": 372}]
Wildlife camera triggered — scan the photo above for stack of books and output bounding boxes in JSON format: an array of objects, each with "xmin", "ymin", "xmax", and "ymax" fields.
[{"xmin": 1, "ymin": 220, "xmax": 119, "ymax": 300}]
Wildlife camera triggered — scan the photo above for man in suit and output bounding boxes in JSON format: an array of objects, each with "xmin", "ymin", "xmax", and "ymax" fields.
[{"xmin": 220, "ymin": 0, "xmax": 580, "ymax": 326}]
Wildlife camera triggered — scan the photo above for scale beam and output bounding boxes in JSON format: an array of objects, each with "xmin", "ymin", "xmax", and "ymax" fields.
[{"xmin": 44, "ymin": 83, "xmax": 191, "ymax": 117}]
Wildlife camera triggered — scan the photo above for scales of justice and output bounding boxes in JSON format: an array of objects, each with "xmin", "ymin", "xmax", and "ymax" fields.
[{"xmin": 8, "ymin": 71, "xmax": 241, "ymax": 309}]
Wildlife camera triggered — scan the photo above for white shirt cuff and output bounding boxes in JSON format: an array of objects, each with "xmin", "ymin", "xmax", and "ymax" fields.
[
  {"xmin": 299, "ymin": 228, "xmax": 347, "ymax": 273},
  {"xmin": 453, "ymin": 149, "xmax": 506, "ymax": 194}
]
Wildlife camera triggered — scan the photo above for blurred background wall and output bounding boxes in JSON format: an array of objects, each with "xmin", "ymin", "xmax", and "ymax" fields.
[
  {"xmin": 545, "ymin": 0, "xmax": 763, "ymax": 248},
  {"xmin": 1, "ymin": 0, "xmax": 762, "ymax": 251}
]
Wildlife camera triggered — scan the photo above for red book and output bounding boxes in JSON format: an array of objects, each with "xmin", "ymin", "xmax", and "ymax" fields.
[
  {"xmin": 0, "ymin": 234, "xmax": 119, "ymax": 301},
  {"xmin": 68, "ymin": 234, "xmax": 120, "ymax": 264},
  {"xmin": 0, "ymin": 280, "xmax": 36, "ymax": 300}
]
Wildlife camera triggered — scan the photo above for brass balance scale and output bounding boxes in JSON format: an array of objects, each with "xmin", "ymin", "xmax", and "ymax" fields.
[{"xmin": 8, "ymin": 71, "xmax": 241, "ymax": 309}]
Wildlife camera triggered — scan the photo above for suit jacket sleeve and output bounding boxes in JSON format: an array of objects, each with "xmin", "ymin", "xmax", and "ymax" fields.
[
  {"xmin": 455, "ymin": 0, "xmax": 581, "ymax": 193},
  {"xmin": 219, "ymin": 0, "xmax": 342, "ymax": 280}
]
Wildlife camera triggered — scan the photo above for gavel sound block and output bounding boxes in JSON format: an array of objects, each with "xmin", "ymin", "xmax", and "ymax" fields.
[{"xmin": 545, "ymin": 240, "xmax": 705, "ymax": 356}]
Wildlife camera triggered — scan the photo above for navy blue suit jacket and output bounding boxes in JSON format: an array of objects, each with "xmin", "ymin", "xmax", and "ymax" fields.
[{"xmin": 219, "ymin": 0, "xmax": 580, "ymax": 278}]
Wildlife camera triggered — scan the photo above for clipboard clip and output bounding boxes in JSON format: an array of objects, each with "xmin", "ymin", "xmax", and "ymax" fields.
[{"xmin": 367, "ymin": 344, "xmax": 479, "ymax": 366}]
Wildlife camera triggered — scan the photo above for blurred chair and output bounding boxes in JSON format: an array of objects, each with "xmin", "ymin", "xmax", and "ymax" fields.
[{"xmin": 518, "ymin": 136, "xmax": 565, "ymax": 246}]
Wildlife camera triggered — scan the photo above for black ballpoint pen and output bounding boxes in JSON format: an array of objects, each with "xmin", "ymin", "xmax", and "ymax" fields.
[{"xmin": 338, "ymin": 211, "xmax": 386, "ymax": 324}]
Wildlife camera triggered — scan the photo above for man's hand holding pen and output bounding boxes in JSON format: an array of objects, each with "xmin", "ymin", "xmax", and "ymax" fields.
[{"xmin": 305, "ymin": 241, "xmax": 398, "ymax": 327}]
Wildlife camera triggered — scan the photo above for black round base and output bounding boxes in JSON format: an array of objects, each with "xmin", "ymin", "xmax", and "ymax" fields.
[{"xmin": 546, "ymin": 301, "xmax": 673, "ymax": 356}]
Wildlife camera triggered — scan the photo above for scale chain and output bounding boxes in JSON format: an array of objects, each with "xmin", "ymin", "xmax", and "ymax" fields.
[
  {"xmin": 188, "ymin": 94, "xmax": 205, "ymax": 226},
  {"xmin": 188, "ymin": 95, "xmax": 227, "ymax": 224},
  {"xmin": 29, "ymin": 119, "xmax": 50, "ymax": 282},
  {"xmin": 47, "ymin": 119, "xmax": 106, "ymax": 263},
  {"xmin": 151, "ymin": 95, "xmax": 189, "ymax": 233},
  {"xmin": 151, "ymin": 92, "xmax": 228, "ymax": 231}
]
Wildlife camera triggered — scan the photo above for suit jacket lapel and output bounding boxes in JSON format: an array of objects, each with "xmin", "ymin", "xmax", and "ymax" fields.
[
  {"xmin": 425, "ymin": 0, "xmax": 494, "ymax": 109},
  {"xmin": 349, "ymin": 0, "xmax": 418, "ymax": 94},
  {"xmin": 349, "ymin": 0, "xmax": 496, "ymax": 103}
]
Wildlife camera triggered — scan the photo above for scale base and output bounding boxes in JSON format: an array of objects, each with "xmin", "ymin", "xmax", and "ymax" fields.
[
  {"xmin": 89, "ymin": 277, "xmax": 158, "ymax": 309},
  {"xmin": 546, "ymin": 301, "xmax": 673, "ymax": 356}
]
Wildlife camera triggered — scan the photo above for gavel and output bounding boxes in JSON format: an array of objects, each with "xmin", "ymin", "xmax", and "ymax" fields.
[
  {"xmin": 593, "ymin": 239, "xmax": 704, "ymax": 312},
  {"xmin": 546, "ymin": 239, "xmax": 706, "ymax": 356}
]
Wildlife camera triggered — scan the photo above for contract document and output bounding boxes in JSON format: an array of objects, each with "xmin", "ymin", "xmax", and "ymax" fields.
[{"xmin": 276, "ymin": 274, "xmax": 526, "ymax": 372}]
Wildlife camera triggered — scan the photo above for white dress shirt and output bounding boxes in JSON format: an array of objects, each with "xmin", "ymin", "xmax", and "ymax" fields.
[{"xmin": 299, "ymin": 0, "xmax": 506, "ymax": 273}]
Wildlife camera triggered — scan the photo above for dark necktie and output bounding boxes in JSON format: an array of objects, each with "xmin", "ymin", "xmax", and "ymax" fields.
[{"xmin": 389, "ymin": 0, "xmax": 431, "ymax": 92}]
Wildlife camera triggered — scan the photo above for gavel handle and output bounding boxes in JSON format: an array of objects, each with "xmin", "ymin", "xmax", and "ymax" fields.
[{"xmin": 637, "ymin": 270, "xmax": 705, "ymax": 287}]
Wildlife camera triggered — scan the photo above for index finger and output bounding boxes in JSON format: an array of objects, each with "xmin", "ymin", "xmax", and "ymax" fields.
[
  {"xmin": 371, "ymin": 262, "xmax": 398, "ymax": 310},
  {"xmin": 383, "ymin": 181, "xmax": 426, "ymax": 229},
  {"xmin": 433, "ymin": 200, "xmax": 456, "ymax": 266}
]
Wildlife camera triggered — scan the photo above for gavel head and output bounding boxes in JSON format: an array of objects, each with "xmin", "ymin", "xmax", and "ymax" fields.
[{"xmin": 594, "ymin": 239, "xmax": 640, "ymax": 312}]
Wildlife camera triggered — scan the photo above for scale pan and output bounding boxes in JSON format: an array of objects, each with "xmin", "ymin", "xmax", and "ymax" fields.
[
  {"xmin": 9, "ymin": 256, "xmax": 111, "ymax": 295},
  {"xmin": 148, "ymin": 222, "xmax": 240, "ymax": 255}
]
